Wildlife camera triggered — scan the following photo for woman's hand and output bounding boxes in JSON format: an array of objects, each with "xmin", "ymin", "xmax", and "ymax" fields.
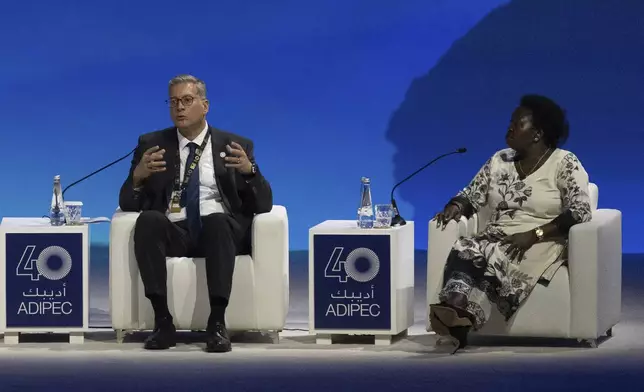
[
  {"xmin": 433, "ymin": 203, "xmax": 462, "ymax": 230},
  {"xmin": 500, "ymin": 230, "xmax": 538, "ymax": 262}
]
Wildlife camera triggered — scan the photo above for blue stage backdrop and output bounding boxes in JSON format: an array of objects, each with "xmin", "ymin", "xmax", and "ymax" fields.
[{"xmin": 1, "ymin": 0, "xmax": 642, "ymax": 255}]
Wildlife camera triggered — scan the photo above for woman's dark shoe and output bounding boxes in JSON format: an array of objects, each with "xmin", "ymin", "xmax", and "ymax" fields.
[
  {"xmin": 447, "ymin": 325, "xmax": 470, "ymax": 353},
  {"xmin": 429, "ymin": 304, "xmax": 472, "ymax": 354}
]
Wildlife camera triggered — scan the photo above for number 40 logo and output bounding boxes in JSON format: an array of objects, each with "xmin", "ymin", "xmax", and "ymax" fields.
[
  {"xmin": 16, "ymin": 245, "xmax": 73, "ymax": 281},
  {"xmin": 324, "ymin": 246, "xmax": 381, "ymax": 283}
]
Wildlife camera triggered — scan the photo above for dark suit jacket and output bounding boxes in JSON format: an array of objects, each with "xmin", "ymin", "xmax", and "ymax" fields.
[{"xmin": 119, "ymin": 125, "xmax": 273, "ymax": 254}]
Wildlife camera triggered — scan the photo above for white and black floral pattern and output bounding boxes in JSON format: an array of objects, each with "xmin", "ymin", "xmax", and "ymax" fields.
[
  {"xmin": 439, "ymin": 232, "xmax": 536, "ymax": 330},
  {"xmin": 490, "ymin": 172, "xmax": 533, "ymax": 223},
  {"xmin": 457, "ymin": 157, "xmax": 493, "ymax": 213},
  {"xmin": 557, "ymin": 152, "xmax": 592, "ymax": 225}
]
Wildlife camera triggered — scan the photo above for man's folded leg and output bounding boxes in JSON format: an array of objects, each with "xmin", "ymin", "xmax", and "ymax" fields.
[
  {"xmin": 198, "ymin": 213, "xmax": 242, "ymax": 353},
  {"xmin": 134, "ymin": 210, "xmax": 192, "ymax": 350}
]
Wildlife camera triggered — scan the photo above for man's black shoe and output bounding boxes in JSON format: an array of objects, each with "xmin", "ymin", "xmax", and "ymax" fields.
[
  {"xmin": 144, "ymin": 322, "xmax": 176, "ymax": 350},
  {"xmin": 205, "ymin": 321, "xmax": 231, "ymax": 353}
]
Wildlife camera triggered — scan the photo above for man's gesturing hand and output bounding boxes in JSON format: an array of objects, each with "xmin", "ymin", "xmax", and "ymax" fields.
[{"xmin": 133, "ymin": 146, "xmax": 166, "ymax": 187}]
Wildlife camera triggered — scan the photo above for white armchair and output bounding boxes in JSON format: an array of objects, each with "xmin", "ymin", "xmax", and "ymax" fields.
[
  {"xmin": 109, "ymin": 206, "xmax": 289, "ymax": 343},
  {"xmin": 427, "ymin": 184, "xmax": 622, "ymax": 346}
]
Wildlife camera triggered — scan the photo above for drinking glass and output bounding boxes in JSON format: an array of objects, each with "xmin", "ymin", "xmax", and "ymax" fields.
[
  {"xmin": 65, "ymin": 201, "xmax": 83, "ymax": 225},
  {"xmin": 374, "ymin": 204, "xmax": 393, "ymax": 228}
]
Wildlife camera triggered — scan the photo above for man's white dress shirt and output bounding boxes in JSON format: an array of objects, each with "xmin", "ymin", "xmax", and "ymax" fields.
[{"xmin": 167, "ymin": 122, "xmax": 226, "ymax": 222}]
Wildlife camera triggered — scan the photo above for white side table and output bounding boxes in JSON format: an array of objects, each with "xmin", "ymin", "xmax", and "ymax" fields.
[
  {"xmin": 308, "ymin": 220, "xmax": 414, "ymax": 345},
  {"xmin": 0, "ymin": 218, "xmax": 90, "ymax": 344}
]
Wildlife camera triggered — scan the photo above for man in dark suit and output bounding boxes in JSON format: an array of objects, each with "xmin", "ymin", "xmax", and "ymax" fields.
[{"xmin": 119, "ymin": 74, "xmax": 272, "ymax": 352}]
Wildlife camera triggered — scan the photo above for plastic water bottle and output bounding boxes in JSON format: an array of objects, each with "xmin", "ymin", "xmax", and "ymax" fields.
[
  {"xmin": 50, "ymin": 175, "xmax": 65, "ymax": 226},
  {"xmin": 357, "ymin": 177, "xmax": 374, "ymax": 229}
]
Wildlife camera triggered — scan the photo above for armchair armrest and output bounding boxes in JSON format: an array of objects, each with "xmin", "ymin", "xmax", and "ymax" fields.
[
  {"xmin": 109, "ymin": 209, "xmax": 141, "ymax": 328},
  {"xmin": 251, "ymin": 205, "xmax": 289, "ymax": 329},
  {"xmin": 426, "ymin": 216, "xmax": 470, "ymax": 313},
  {"xmin": 568, "ymin": 209, "xmax": 622, "ymax": 339}
]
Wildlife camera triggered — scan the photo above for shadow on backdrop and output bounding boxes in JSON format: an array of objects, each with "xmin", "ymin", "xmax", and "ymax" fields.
[{"xmin": 385, "ymin": 0, "xmax": 644, "ymax": 252}]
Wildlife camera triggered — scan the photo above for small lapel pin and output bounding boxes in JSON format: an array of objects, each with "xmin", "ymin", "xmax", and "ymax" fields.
[{"xmin": 219, "ymin": 152, "xmax": 226, "ymax": 158}]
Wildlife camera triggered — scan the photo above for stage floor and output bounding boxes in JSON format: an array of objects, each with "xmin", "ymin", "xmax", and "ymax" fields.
[{"xmin": 1, "ymin": 252, "xmax": 642, "ymax": 391}]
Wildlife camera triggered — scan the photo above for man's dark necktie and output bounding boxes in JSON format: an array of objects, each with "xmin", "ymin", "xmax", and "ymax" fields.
[{"xmin": 181, "ymin": 142, "xmax": 201, "ymax": 241}]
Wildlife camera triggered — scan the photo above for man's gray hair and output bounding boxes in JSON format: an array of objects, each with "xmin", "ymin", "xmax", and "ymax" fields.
[{"xmin": 168, "ymin": 74, "xmax": 207, "ymax": 98}]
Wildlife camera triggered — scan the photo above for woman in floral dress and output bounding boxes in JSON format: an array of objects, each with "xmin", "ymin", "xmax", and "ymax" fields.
[{"xmin": 430, "ymin": 95, "xmax": 592, "ymax": 353}]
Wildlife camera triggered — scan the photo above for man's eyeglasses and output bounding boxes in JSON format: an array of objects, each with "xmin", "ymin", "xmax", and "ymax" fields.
[{"xmin": 166, "ymin": 95, "xmax": 199, "ymax": 108}]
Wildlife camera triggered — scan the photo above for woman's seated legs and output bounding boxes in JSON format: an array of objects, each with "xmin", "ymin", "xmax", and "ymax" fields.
[{"xmin": 429, "ymin": 234, "xmax": 498, "ymax": 352}]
